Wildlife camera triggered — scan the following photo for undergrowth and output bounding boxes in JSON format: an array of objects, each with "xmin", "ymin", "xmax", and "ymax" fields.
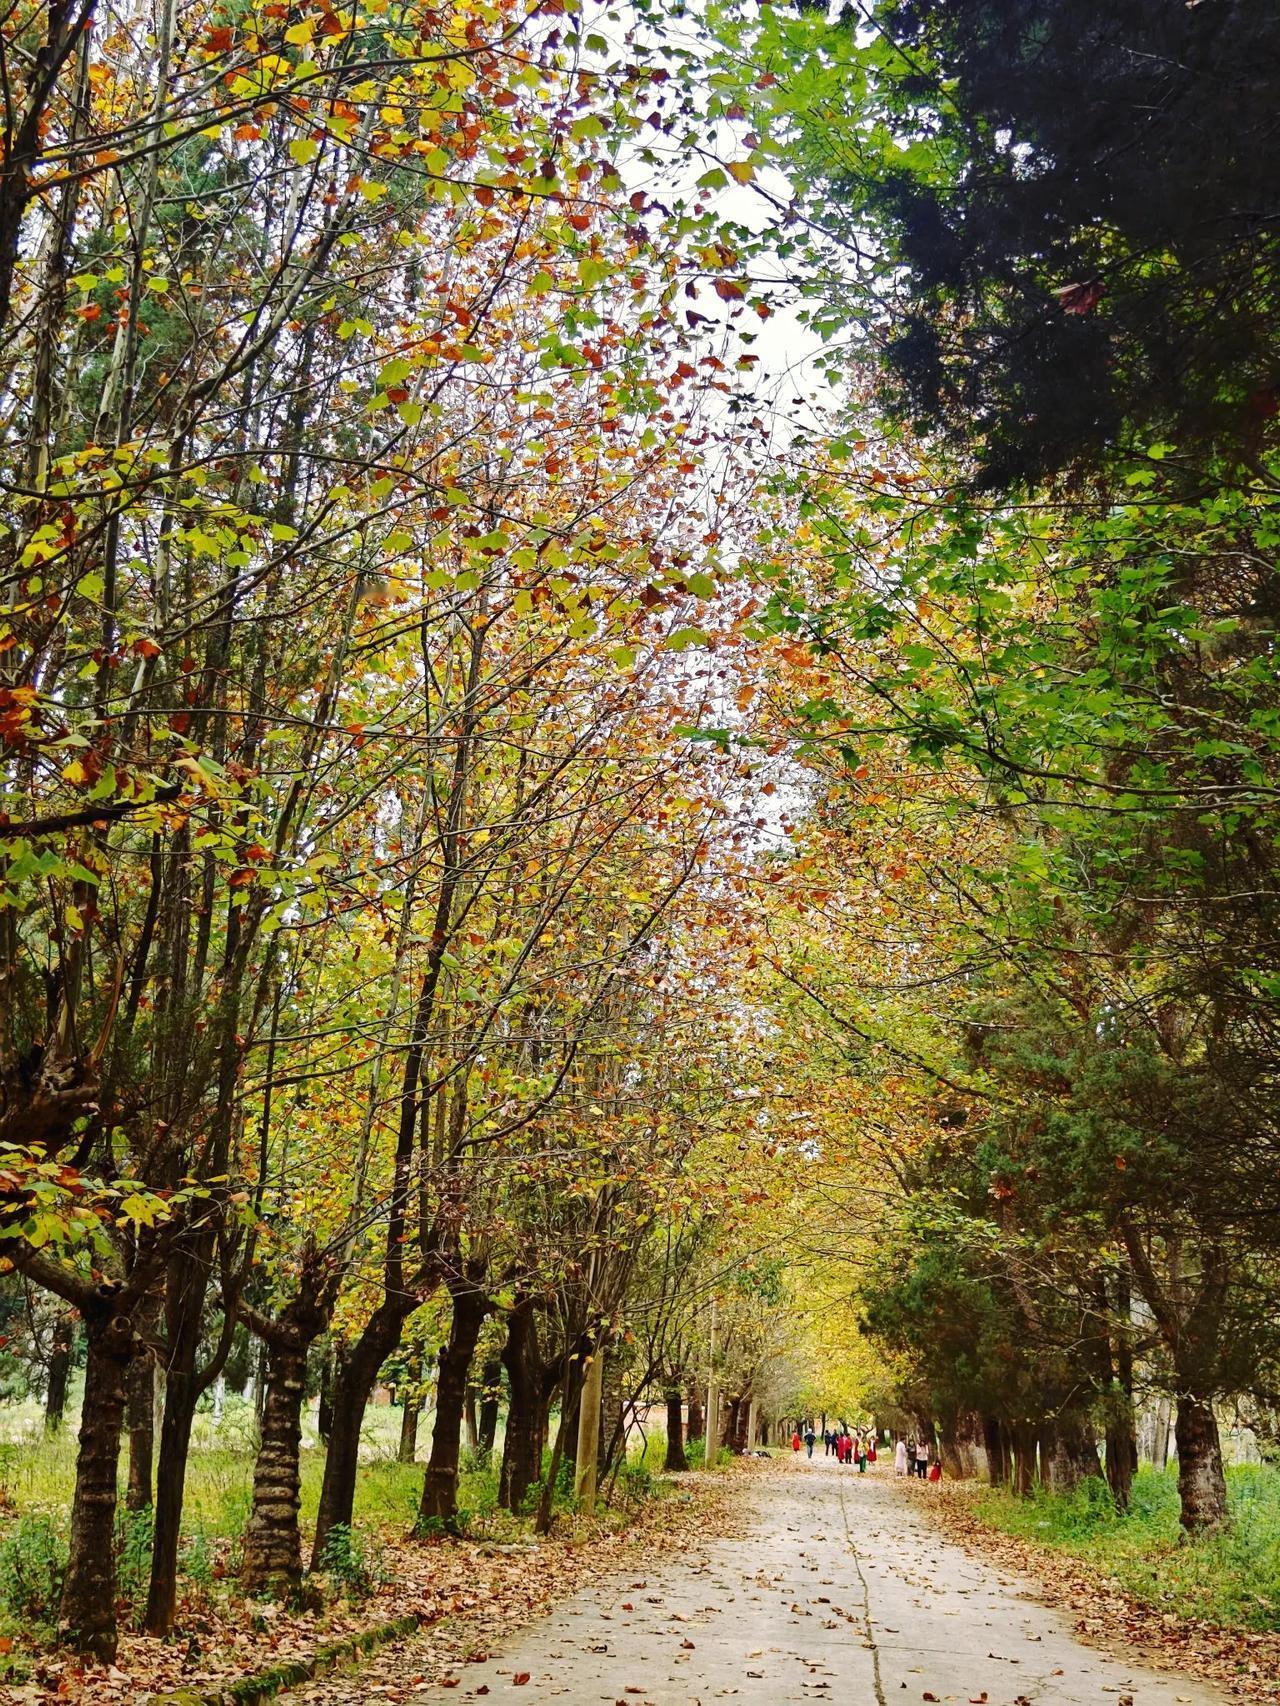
[{"xmin": 971, "ymin": 1463, "xmax": 1280, "ymax": 1632}]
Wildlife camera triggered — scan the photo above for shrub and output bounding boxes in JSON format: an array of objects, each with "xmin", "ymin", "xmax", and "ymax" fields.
[
  {"xmin": 0, "ymin": 1515, "xmax": 66, "ymax": 1627},
  {"xmin": 315, "ymin": 1523, "xmax": 382, "ymax": 1599},
  {"xmin": 115, "ymin": 1504, "xmax": 155, "ymax": 1611}
]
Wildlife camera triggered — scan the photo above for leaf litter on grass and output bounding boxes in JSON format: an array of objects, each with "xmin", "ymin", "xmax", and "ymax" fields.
[
  {"xmin": 911, "ymin": 1479, "xmax": 1280, "ymax": 1704},
  {"xmin": 27, "ymin": 1470, "xmax": 752, "ymax": 1706}
]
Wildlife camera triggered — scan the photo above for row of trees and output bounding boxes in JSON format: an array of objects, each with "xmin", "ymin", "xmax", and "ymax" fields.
[
  {"xmin": 707, "ymin": 0, "xmax": 1280, "ymax": 1534},
  {"xmin": 0, "ymin": 0, "xmax": 803, "ymax": 1664}
]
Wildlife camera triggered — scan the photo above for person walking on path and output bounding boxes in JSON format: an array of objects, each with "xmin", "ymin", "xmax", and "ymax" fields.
[
  {"xmin": 792, "ymin": 1430, "xmax": 802, "ymax": 1453},
  {"xmin": 868, "ymin": 1436, "xmax": 877, "ymax": 1465},
  {"xmin": 895, "ymin": 1437, "xmax": 908, "ymax": 1475},
  {"xmin": 915, "ymin": 1440, "xmax": 929, "ymax": 1478},
  {"xmin": 858, "ymin": 1439, "xmax": 868, "ymax": 1473},
  {"xmin": 805, "ymin": 1427, "xmax": 817, "ymax": 1459}
]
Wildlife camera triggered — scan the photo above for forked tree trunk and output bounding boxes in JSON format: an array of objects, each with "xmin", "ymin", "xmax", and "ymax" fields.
[
  {"xmin": 60, "ymin": 1312, "xmax": 135, "ymax": 1661},
  {"xmin": 418, "ymin": 1287, "xmax": 489, "ymax": 1528},
  {"xmin": 1175, "ymin": 1393, "xmax": 1227, "ymax": 1533},
  {"xmin": 464, "ymin": 1382, "xmax": 479, "ymax": 1453},
  {"xmin": 664, "ymin": 1388, "xmax": 687, "ymax": 1471},
  {"xmin": 125, "ymin": 1353, "xmax": 155, "ymax": 1511},
  {"xmin": 311, "ymin": 1299, "xmax": 411, "ymax": 1567},
  {"xmin": 241, "ymin": 1340, "xmax": 308, "ymax": 1592},
  {"xmin": 499, "ymin": 1302, "xmax": 544, "ymax": 1512}
]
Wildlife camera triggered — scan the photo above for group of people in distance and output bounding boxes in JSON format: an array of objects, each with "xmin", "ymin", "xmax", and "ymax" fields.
[
  {"xmin": 787, "ymin": 1425, "xmax": 941, "ymax": 1482},
  {"xmin": 895, "ymin": 1436, "xmax": 941, "ymax": 1481},
  {"xmin": 788, "ymin": 1425, "xmax": 878, "ymax": 1471}
]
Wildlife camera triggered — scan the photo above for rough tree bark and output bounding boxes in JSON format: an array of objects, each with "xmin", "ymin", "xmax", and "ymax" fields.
[
  {"xmin": 241, "ymin": 1328, "xmax": 312, "ymax": 1592},
  {"xmin": 311, "ymin": 1298, "xmax": 412, "ymax": 1566},
  {"xmin": 399, "ymin": 1396, "xmax": 421, "ymax": 1465},
  {"xmin": 1175, "ymin": 1393, "xmax": 1228, "ymax": 1533},
  {"xmin": 499, "ymin": 1300, "xmax": 545, "ymax": 1513},
  {"xmin": 59, "ymin": 1310, "xmax": 137, "ymax": 1661},
  {"xmin": 477, "ymin": 1355, "xmax": 501, "ymax": 1460},
  {"xmin": 1012, "ymin": 1421, "xmax": 1037, "ymax": 1496},
  {"xmin": 397, "ymin": 1345, "xmax": 424, "ymax": 1465},
  {"xmin": 44, "ymin": 1312, "xmax": 74, "ymax": 1431},
  {"xmin": 1044, "ymin": 1412, "xmax": 1103, "ymax": 1492},
  {"xmin": 418, "ymin": 1282, "xmax": 490, "ymax": 1529},
  {"xmin": 125, "ymin": 1353, "xmax": 155, "ymax": 1511},
  {"xmin": 686, "ymin": 1383, "xmax": 703, "ymax": 1445},
  {"xmin": 664, "ymin": 1387, "xmax": 687, "ymax": 1471}
]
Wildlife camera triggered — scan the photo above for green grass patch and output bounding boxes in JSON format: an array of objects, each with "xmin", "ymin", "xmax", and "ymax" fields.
[{"xmin": 971, "ymin": 1463, "xmax": 1280, "ymax": 1632}]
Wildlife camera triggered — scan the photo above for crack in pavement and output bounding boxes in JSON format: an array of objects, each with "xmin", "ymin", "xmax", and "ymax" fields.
[{"xmin": 836, "ymin": 1469, "xmax": 888, "ymax": 1706}]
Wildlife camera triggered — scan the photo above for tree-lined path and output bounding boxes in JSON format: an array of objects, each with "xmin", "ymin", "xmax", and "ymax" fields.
[{"xmin": 409, "ymin": 1464, "xmax": 1224, "ymax": 1704}]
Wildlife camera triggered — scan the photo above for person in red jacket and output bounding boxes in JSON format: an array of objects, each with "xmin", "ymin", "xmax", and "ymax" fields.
[{"xmin": 791, "ymin": 1430, "xmax": 802, "ymax": 1453}]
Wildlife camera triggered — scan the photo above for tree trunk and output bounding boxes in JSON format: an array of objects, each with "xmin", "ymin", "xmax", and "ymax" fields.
[
  {"xmin": 477, "ymin": 1355, "xmax": 501, "ymax": 1460},
  {"xmin": 1046, "ymin": 1413, "xmax": 1103, "ymax": 1492},
  {"xmin": 241, "ymin": 1340, "xmax": 308, "ymax": 1593},
  {"xmin": 317, "ymin": 1344, "xmax": 334, "ymax": 1445},
  {"xmin": 60, "ymin": 1312, "xmax": 135, "ymax": 1662},
  {"xmin": 1175, "ymin": 1393, "xmax": 1228, "ymax": 1533},
  {"xmin": 1012, "ymin": 1421, "xmax": 1037, "ymax": 1496},
  {"xmin": 44, "ymin": 1314, "xmax": 74, "ymax": 1431},
  {"xmin": 417, "ymin": 1287, "xmax": 488, "ymax": 1529},
  {"xmin": 464, "ymin": 1382, "xmax": 479, "ymax": 1454},
  {"xmin": 686, "ymin": 1383, "xmax": 703, "ymax": 1445},
  {"xmin": 664, "ymin": 1388, "xmax": 687, "ymax": 1471},
  {"xmin": 398, "ymin": 1396, "xmax": 420, "ymax": 1464},
  {"xmin": 600, "ymin": 1361, "xmax": 625, "ymax": 1477},
  {"xmin": 397, "ymin": 1345, "xmax": 423, "ymax": 1464},
  {"xmin": 144, "ymin": 1360, "xmax": 200, "ymax": 1634},
  {"xmin": 499, "ymin": 1303, "xmax": 544, "ymax": 1512},
  {"xmin": 1105, "ymin": 1416, "xmax": 1137, "ymax": 1511},
  {"xmin": 1152, "ymin": 1397, "xmax": 1172, "ymax": 1470},
  {"xmin": 574, "ymin": 1342, "xmax": 604, "ymax": 1513},
  {"xmin": 311, "ymin": 1299, "xmax": 412, "ymax": 1567},
  {"xmin": 125, "ymin": 1352, "xmax": 155, "ymax": 1511},
  {"xmin": 145, "ymin": 1232, "xmax": 223, "ymax": 1636}
]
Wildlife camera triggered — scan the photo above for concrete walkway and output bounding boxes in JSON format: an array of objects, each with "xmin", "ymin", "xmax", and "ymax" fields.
[{"xmin": 412, "ymin": 1457, "xmax": 1224, "ymax": 1704}]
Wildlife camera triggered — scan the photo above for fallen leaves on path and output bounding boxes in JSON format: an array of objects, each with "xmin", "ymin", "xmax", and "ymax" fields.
[{"xmin": 908, "ymin": 1480, "xmax": 1280, "ymax": 1703}]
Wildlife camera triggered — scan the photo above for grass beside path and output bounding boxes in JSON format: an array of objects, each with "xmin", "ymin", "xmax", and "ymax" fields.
[{"xmin": 969, "ymin": 1464, "xmax": 1280, "ymax": 1633}]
